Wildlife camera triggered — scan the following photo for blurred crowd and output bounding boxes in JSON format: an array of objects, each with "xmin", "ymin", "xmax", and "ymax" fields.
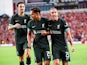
[
  {"xmin": 64, "ymin": 11, "xmax": 87, "ymax": 43},
  {"xmin": 0, "ymin": 15, "xmax": 15, "ymax": 45},
  {"xmin": 0, "ymin": 11, "xmax": 87, "ymax": 44}
]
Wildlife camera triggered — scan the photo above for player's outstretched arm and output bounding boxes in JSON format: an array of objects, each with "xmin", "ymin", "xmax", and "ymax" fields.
[
  {"xmin": 27, "ymin": 31, "xmax": 32, "ymax": 48},
  {"xmin": 41, "ymin": 30, "xmax": 51, "ymax": 36},
  {"xmin": 66, "ymin": 29, "xmax": 75, "ymax": 52}
]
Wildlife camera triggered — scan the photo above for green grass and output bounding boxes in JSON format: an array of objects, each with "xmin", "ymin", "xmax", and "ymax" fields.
[{"xmin": 0, "ymin": 44, "xmax": 87, "ymax": 65}]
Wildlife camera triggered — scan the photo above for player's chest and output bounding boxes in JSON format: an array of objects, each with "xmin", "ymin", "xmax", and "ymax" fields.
[
  {"xmin": 31, "ymin": 21, "xmax": 46, "ymax": 29},
  {"xmin": 51, "ymin": 22, "xmax": 63, "ymax": 30},
  {"xmin": 14, "ymin": 17, "xmax": 28, "ymax": 25}
]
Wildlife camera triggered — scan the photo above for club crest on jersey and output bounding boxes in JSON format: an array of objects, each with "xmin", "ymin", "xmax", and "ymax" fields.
[
  {"xmin": 57, "ymin": 24, "xmax": 60, "ymax": 29},
  {"xmin": 42, "ymin": 23, "xmax": 45, "ymax": 28},
  {"xmin": 24, "ymin": 19, "xmax": 27, "ymax": 23}
]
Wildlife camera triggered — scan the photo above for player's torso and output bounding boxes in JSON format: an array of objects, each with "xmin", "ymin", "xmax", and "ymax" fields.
[
  {"xmin": 30, "ymin": 18, "xmax": 49, "ymax": 48},
  {"xmin": 14, "ymin": 14, "xmax": 29, "ymax": 43},
  {"xmin": 14, "ymin": 14, "xmax": 29, "ymax": 27},
  {"xmin": 30, "ymin": 18, "xmax": 47, "ymax": 30},
  {"xmin": 50, "ymin": 18, "xmax": 67, "ymax": 48}
]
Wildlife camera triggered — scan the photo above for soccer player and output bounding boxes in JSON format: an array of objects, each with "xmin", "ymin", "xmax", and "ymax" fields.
[
  {"xmin": 27, "ymin": 7, "xmax": 51, "ymax": 65},
  {"xmin": 8, "ymin": 2, "xmax": 31, "ymax": 65},
  {"xmin": 49, "ymin": 8, "xmax": 75, "ymax": 65}
]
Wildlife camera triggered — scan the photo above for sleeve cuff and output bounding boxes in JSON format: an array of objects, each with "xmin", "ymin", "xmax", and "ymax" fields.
[{"xmin": 64, "ymin": 28, "xmax": 70, "ymax": 32}]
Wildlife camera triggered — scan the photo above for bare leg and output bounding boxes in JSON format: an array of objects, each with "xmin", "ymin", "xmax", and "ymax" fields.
[
  {"xmin": 44, "ymin": 60, "xmax": 50, "ymax": 65},
  {"xmin": 19, "ymin": 55, "xmax": 24, "ymax": 62},
  {"xmin": 19, "ymin": 55, "xmax": 24, "ymax": 65},
  {"xmin": 37, "ymin": 62, "xmax": 42, "ymax": 65},
  {"xmin": 62, "ymin": 61, "xmax": 68, "ymax": 65},
  {"xmin": 25, "ymin": 48, "xmax": 31, "ymax": 65},
  {"xmin": 53, "ymin": 59, "xmax": 60, "ymax": 65}
]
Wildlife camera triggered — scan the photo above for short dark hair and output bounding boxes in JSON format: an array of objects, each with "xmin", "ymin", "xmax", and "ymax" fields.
[
  {"xmin": 17, "ymin": 2, "xmax": 25, "ymax": 7},
  {"xmin": 31, "ymin": 7, "xmax": 41, "ymax": 13}
]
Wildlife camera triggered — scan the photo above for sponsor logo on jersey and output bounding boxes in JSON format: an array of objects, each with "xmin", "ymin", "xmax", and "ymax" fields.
[
  {"xmin": 15, "ymin": 20, "xmax": 19, "ymax": 22},
  {"xmin": 21, "ymin": 25, "xmax": 27, "ymax": 28},
  {"xmin": 32, "ymin": 26, "xmax": 36, "ymax": 28},
  {"xmin": 51, "ymin": 30, "xmax": 61, "ymax": 34}
]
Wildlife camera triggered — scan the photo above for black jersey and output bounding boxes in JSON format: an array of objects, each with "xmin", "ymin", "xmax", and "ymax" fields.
[
  {"xmin": 49, "ymin": 18, "xmax": 69, "ymax": 49},
  {"xmin": 9, "ymin": 14, "xmax": 30, "ymax": 44},
  {"xmin": 27, "ymin": 18, "xmax": 49, "ymax": 48}
]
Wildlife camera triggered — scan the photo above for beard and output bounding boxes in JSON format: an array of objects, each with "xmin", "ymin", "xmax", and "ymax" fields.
[{"xmin": 33, "ymin": 15, "xmax": 40, "ymax": 21}]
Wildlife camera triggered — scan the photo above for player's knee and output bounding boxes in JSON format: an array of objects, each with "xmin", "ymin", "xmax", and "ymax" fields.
[
  {"xmin": 37, "ymin": 62, "xmax": 42, "ymax": 65},
  {"xmin": 54, "ymin": 62, "xmax": 60, "ymax": 65},
  {"xmin": 44, "ymin": 60, "xmax": 50, "ymax": 65},
  {"xmin": 25, "ymin": 49, "xmax": 30, "ymax": 57},
  {"xmin": 19, "ymin": 56, "xmax": 24, "ymax": 62},
  {"xmin": 26, "ymin": 53, "xmax": 30, "ymax": 58},
  {"xmin": 53, "ymin": 59, "xmax": 60, "ymax": 65}
]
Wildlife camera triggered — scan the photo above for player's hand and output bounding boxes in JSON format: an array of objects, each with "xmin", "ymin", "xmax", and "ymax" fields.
[
  {"xmin": 14, "ymin": 23, "xmax": 21, "ymax": 29},
  {"xmin": 41, "ymin": 30, "xmax": 49, "ymax": 36},
  {"xmin": 71, "ymin": 46, "xmax": 75, "ymax": 52},
  {"xmin": 31, "ymin": 33, "xmax": 35, "ymax": 39}
]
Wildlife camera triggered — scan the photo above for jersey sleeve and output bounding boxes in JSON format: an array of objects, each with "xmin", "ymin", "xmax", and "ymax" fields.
[
  {"xmin": 62, "ymin": 19, "xmax": 70, "ymax": 32},
  {"xmin": 9, "ymin": 16, "xmax": 15, "ymax": 26},
  {"xmin": 26, "ymin": 14, "xmax": 30, "ymax": 22}
]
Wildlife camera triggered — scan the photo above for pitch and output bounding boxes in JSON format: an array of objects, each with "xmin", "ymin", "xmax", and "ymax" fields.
[{"xmin": 0, "ymin": 44, "xmax": 87, "ymax": 65}]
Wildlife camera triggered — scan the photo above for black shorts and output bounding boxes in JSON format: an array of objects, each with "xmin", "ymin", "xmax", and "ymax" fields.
[
  {"xmin": 52, "ymin": 47, "xmax": 70, "ymax": 62},
  {"xmin": 33, "ymin": 46, "xmax": 51, "ymax": 63},
  {"xmin": 16, "ymin": 42, "xmax": 28, "ymax": 56}
]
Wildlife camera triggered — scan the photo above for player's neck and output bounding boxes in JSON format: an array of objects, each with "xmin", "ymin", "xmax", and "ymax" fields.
[
  {"xmin": 52, "ymin": 17, "xmax": 58, "ymax": 22},
  {"xmin": 18, "ymin": 12, "xmax": 24, "ymax": 16}
]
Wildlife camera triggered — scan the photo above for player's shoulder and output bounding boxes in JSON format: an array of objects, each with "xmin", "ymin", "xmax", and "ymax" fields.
[
  {"xmin": 12, "ymin": 14, "xmax": 18, "ymax": 18},
  {"xmin": 41, "ymin": 17, "xmax": 49, "ymax": 23},
  {"xmin": 28, "ymin": 19, "xmax": 33, "ymax": 24},
  {"xmin": 25, "ymin": 14, "xmax": 31, "ymax": 20},
  {"xmin": 42, "ymin": 17, "xmax": 48, "ymax": 20},
  {"xmin": 24, "ymin": 14, "xmax": 29, "ymax": 17},
  {"xmin": 10, "ymin": 14, "xmax": 18, "ymax": 20},
  {"xmin": 59, "ymin": 18, "xmax": 65, "ymax": 21},
  {"xmin": 59, "ymin": 18, "xmax": 67, "ymax": 24}
]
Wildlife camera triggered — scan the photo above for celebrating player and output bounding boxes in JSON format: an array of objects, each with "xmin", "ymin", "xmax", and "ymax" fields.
[
  {"xmin": 49, "ymin": 7, "xmax": 75, "ymax": 65},
  {"xmin": 8, "ymin": 2, "xmax": 31, "ymax": 65},
  {"xmin": 27, "ymin": 7, "xmax": 51, "ymax": 65}
]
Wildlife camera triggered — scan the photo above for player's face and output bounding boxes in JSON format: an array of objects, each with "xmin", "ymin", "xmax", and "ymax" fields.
[
  {"xmin": 30, "ymin": 11, "xmax": 41, "ymax": 21},
  {"xmin": 50, "ymin": 8, "xmax": 59, "ymax": 21},
  {"xmin": 17, "ymin": 3, "xmax": 25, "ymax": 13}
]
